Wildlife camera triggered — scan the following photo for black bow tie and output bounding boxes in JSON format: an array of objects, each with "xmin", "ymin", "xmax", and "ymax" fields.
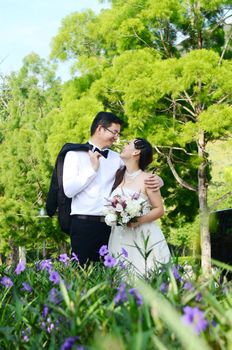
[
  {"xmin": 93, "ymin": 147, "xmax": 109, "ymax": 159},
  {"xmin": 86, "ymin": 143, "xmax": 109, "ymax": 158}
]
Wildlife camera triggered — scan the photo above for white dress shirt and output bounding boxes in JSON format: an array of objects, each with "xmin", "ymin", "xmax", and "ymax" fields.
[{"xmin": 63, "ymin": 143, "xmax": 124, "ymax": 215}]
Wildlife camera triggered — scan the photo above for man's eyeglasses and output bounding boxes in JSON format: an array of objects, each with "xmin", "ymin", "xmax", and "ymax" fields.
[{"xmin": 104, "ymin": 127, "xmax": 121, "ymax": 137}]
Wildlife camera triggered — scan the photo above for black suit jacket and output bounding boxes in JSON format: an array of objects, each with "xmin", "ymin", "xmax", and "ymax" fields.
[{"xmin": 46, "ymin": 143, "xmax": 91, "ymax": 233}]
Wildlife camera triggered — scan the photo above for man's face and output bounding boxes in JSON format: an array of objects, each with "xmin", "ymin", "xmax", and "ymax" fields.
[{"xmin": 99, "ymin": 123, "xmax": 121, "ymax": 148}]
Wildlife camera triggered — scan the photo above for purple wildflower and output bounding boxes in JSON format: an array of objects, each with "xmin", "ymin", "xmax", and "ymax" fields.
[
  {"xmin": 21, "ymin": 328, "xmax": 30, "ymax": 342},
  {"xmin": 114, "ymin": 283, "xmax": 128, "ymax": 304},
  {"xmin": 172, "ymin": 265, "xmax": 181, "ymax": 281},
  {"xmin": 48, "ymin": 287, "xmax": 62, "ymax": 304},
  {"xmin": 99, "ymin": 245, "xmax": 108, "ymax": 256},
  {"xmin": 61, "ymin": 336, "xmax": 79, "ymax": 350},
  {"xmin": 118, "ymin": 260, "xmax": 127, "ymax": 270},
  {"xmin": 15, "ymin": 260, "xmax": 26, "ymax": 275},
  {"xmin": 104, "ymin": 254, "xmax": 116, "ymax": 267},
  {"xmin": 121, "ymin": 247, "xmax": 128, "ymax": 258},
  {"xmin": 59, "ymin": 253, "xmax": 69, "ymax": 266},
  {"xmin": 71, "ymin": 252, "xmax": 79, "ymax": 262},
  {"xmin": 114, "ymin": 284, "xmax": 143, "ymax": 306},
  {"xmin": 42, "ymin": 305, "xmax": 49, "ymax": 318},
  {"xmin": 183, "ymin": 281, "xmax": 194, "ymax": 291},
  {"xmin": 40, "ymin": 259, "xmax": 53, "ymax": 272},
  {"xmin": 211, "ymin": 319, "xmax": 217, "ymax": 327},
  {"xmin": 41, "ymin": 321, "xmax": 46, "ymax": 329},
  {"xmin": 1, "ymin": 276, "xmax": 13, "ymax": 288},
  {"xmin": 182, "ymin": 306, "xmax": 208, "ymax": 334},
  {"xmin": 22, "ymin": 335, "xmax": 29, "ymax": 342},
  {"xmin": 66, "ymin": 283, "xmax": 71, "ymax": 290},
  {"xmin": 129, "ymin": 288, "xmax": 143, "ymax": 306},
  {"xmin": 160, "ymin": 282, "xmax": 168, "ymax": 293},
  {"xmin": 195, "ymin": 293, "xmax": 202, "ymax": 302},
  {"xmin": 22, "ymin": 282, "xmax": 32, "ymax": 292},
  {"xmin": 47, "ymin": 322, "xmax": 54, "ymax": 333},
  {"xmin": 49, "ymin": 271, "xmax": 60, "ymax": 285}
]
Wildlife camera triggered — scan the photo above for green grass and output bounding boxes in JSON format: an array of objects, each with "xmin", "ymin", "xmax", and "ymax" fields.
[{"xmin": 0, "ymin": 256, "xmax": 232, "ymax": 350}]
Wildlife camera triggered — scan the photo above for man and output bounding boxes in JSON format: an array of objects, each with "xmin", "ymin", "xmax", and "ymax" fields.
[{"xmin": 63, "ymin": 111, "xmax": 162, "ymax": 265}]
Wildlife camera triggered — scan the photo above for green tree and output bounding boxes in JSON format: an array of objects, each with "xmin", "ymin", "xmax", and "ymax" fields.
[
  {"xmin": 1, "ymin": 0, "xmax": 231, "ymax": 270},
  {"xmin": 51, "ymin": 0, "xmax": 232, "ymax": 71},
  {"xmin": 90, "ymin": 48, "xmax": 232, "ymax": 273},
  {"xmin": 0, "ymin": 54, "xmax": 62, "ymax": 258},
  {"xmin": 49, "ymin": 0, "xmax": 232, "ymax": 273}
]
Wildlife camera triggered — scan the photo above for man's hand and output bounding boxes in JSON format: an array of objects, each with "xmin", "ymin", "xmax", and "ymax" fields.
[
  {"xmin": 144, "ymin": 174, "xmax": 164, "ymax": 191},
  {"xmin": 88, "ymin": 150, "xmax": 102, "ymax": 171}
]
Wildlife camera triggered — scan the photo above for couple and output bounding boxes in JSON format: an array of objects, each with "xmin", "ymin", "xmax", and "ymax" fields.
[{"xmin": 62, "ymin": 112, "xmax": 170, "ymax": 273}]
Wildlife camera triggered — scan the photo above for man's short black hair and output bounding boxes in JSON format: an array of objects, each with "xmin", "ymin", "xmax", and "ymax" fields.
[{"xmin": 90, "ymin": 111, "xmax": 123, "ymax": 136}]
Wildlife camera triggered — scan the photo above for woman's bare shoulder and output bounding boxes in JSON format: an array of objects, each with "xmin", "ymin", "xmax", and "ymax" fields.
[{"xmin": 141, "ymin": 171, "xmax": 153, "ymax": 180}]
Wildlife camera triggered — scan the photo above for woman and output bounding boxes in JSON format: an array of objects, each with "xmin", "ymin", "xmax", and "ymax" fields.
[{"xmin": 108, "ymin": 138, "xmax": 170, "ymax": 275}]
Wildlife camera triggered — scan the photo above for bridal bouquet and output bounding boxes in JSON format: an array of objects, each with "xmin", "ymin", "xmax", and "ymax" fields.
[{"xmin": 103, "ymin": 192, "xmax": 150, "ymax": 227}]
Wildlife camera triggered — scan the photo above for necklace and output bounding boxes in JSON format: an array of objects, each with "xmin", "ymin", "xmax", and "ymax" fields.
[{"xmin": 125, "ymin": 169, "xmax": 142, "ymax": 180}]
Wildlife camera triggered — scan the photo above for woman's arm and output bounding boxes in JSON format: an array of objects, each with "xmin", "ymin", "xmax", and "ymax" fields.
[
  {"xmin": 139, "ymin": 188, "xmax": 164, "ymax": 223},
  {"xmin": 128, "ymin": 186, "xmax": 164, "ymax": 228}
]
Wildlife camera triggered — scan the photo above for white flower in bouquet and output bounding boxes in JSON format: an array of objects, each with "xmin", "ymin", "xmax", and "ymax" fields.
[
  {"xmin": 125, "ymin": 199, "xmax": 142, "ymax": 217},
  {"xmin": 121, "ymin": 213, "xmax": 130, "ymax": 224},
  {"xmin": 102, "ymin": 205, "xmax": 114, "ymax": 215},
  {"xmin": 103, "ymin": 191, "xmax": 149, "ymax": 227},
  {"xmin": 105, "ymin": 213, "xmax": 117, "ymax": 226}
]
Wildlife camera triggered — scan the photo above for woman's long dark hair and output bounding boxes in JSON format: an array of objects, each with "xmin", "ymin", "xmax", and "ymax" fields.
[
  {"xmin": 111, "ymin": 166, "xmax": 126, "ymax": 192},
  {"xmin": 134, "ymin": 138, "xmax": 153, "ymax": 170},
  {"xmin": 111, "ymin": 138, "xmax": 153, "ymax": 192}
]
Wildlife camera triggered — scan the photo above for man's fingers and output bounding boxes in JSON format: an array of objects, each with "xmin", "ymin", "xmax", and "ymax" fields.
[
  {"xmin": 95, "ymin": 152, "xmax": 102, "ymax": 158},
  {"xmin": 144, "ymin": 179, "xmax": 155, "ymax": 184},
  {"xmin": 88, "ymin": 150, "xmax": 102, "ymax": 158},
  {"xmin": 144, "ymin": 175, "xmax": 156, "ymax": 182}
]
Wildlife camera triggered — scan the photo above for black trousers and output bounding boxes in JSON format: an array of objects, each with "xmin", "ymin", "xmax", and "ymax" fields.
[{"xmin": 70, "ymin": 216, "xmax": 111, "ymax": 266}]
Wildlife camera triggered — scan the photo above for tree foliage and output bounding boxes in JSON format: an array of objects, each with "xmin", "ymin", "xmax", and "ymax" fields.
[
  {"xmin": 0, "ymin": 0, "xmax": 231, "ymax": 266},
  {"xmin": 0, "ymin": 54, "xmax": 63, "ymax": 254}
]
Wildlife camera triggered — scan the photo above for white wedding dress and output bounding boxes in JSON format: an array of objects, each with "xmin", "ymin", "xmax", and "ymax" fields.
[{"xmin": 108, "ymin": 187, "xmax": 171, "ymax": 275}]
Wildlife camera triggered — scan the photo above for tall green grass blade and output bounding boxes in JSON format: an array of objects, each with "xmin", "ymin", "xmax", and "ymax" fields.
[
  {"xmin": 152, "ymin": 334, "xmax": 169, "ymax": 350},
  {"xmin": 138, "ymin": 281, "xmax": 211, "ymax": 350}
]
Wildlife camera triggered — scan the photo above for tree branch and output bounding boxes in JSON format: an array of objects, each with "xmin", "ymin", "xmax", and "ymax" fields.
[
  {"xmin": 208, "ymin": 12, "xmax": 232, "ymax": 34},
  {"xmin": 154, "ymin": 145, "xmax": 197, "ymax": 156},
  {"xmin": 117, "ymin": 99, "xmax": 125, "ymax": 112},
  {"xmin": 219, "ymin": 29, "xmax": 232, "ymax": 65},
  {"xmin": 166, "ymin": 156, "xmax": 198, "ymax": 192},
  {"xmin": 181, "ymin": 105, "xmax": 196, "ymax": 119},
  {"xmin": 154, "ymin": 146, "xmax": 198, "ymax": 191},
  {"xmin": 216, "ymin": 94, "xmax": 229, "ymax": 104},
  {"xmin": 183, "ymin": 90, "xmax": 195, "ymax": 111},
  {"xmin": 157, "ymin": 21, "xmax": 171, "ymax": 57},
  {"xmin": 210, "ymin": 190, "xmax": 232, "ymax": 211},
  {"xmin": 130, "ymin": 26, "xmax": 153, "ymax": 49},
  {"xmin": 165, "ymin": 96, "xmax": 196, "ymax": 121}
]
